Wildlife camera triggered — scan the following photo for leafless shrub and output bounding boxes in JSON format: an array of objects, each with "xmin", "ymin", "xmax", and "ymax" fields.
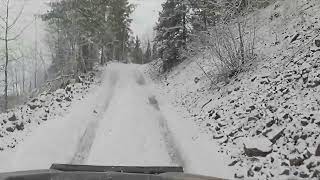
[
  {"xmin": 198, "ymin": 18, "xmax": 257, "ymax": 85},
  {"xmin": 147, "ymin": 58, "xmax": 164, "ymax": 81}
]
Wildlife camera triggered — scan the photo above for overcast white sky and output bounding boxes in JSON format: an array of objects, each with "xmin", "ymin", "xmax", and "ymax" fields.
[{"xmin": 129, "ymin": 0, "xmax": 165, "ymax": 41}]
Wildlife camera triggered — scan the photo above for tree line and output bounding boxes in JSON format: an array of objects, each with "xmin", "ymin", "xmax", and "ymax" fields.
[
  {"xmin": 153, "ymin": 0, "xmax": 271, "ymax": 72},
  {"xmin": 41, "ymin": 0, "xmax": 149, "ymax": 78},
  {"xmin": 41, "ymin": 0, "xmax": 133, "ymax": 77},
  {"xmin": 0, "ymin": 0, "xmax": 46, "ymax": 111},
  {"xmin": 42, "ymin": 0, "xmax": 156, "ymax": 79},
  {"xmin": 0, "ymin": 0, "xmax": 158, "ymax": 111}
]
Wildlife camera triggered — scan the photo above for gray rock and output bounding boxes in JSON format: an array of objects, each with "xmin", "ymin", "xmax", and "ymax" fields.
[
  {"xmin": 6, "ymin": 127, "xmax": 15, "ymax": 132},
  {"xmin": 315, "ymin": 39, "xmax": 320, "ymax": 47},
  {"xmin": 289, "ymin": 157, "xmax": 304, "ymax": 166},
  {"xmin": 194, "ymin": 77, "xmax": 200, "ymax": 84},
  {"xmin": 312, "ymin": 170, "xmax": 320, "ymax": 178},
  {"xmin": 280, "ymin": 169, "xmax": 290, "ymax": 175},
  {"xmin": 299, "ymin": 172, "xmax": 309, "ymax": 178},
  {"xmin": 247, "ymin": 168, "xmax": 254, "ymax": 177},
  {"xmin": 243, "ymin": 137, "xmax": 273, "ymax": 157},
  {"xmin": 315, "ymin": 144, "xmax": 320, "ymax": 156},
  {"xmin": 244, "ymin": 147, "xmax": 272, "ymax": 157},
  {"xmin": 8, "ymin": 114, "xmax": 17, "ymax": 122},
  {"xmin": 270, "ymin": 128, "xmax": 285, "ymax": 144},
  {"xmin": 15, "ymin": 123, "xmax": 24, "ymax": 131}
]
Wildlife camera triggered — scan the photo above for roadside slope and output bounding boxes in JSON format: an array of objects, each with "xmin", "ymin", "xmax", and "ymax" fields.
[
  {"xmin": 149, "ymin": 0, "xmax": 320, "ymax": 179},
  {"xmin": 0, "ymin": 67, "xmax": 115, "ymax": 172}
]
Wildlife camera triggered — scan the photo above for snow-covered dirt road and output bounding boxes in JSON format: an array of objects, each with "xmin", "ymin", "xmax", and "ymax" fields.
[{"xmin": 0, "ymin": 63, "xmax": 233, "ymax": 179}]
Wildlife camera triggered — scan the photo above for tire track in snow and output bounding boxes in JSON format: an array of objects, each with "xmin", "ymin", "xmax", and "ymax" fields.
[
  {"xmin": 148, "ymin": 95, "xmax": 185, "ymax": 167},
  {"xmin": 158, "ymin": 115, "xmax": 185, "ymax": 167},
  {"xmin": 135, "ymin": 69, "xmax": 185, "ymax": 166},
  {"xmin": 70, "ymin": 70, "xmax": 119, "ymax": 164}
]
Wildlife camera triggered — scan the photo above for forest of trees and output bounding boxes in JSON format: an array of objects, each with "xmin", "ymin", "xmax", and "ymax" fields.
[
  {"xmin": 153, "ymin": 0, "xmax": 271, "ymax": 72},
  {"xmin": 0, "ymin": 0, "xmax": 157, "ymax": 111},
  {"xmin": 42, "ymin": 0, "xmax": 156, "ymax": 79},
  {"xmin": 0, "ymin": 0, "xmax": 49, "ymax": 111},
  {"xmin": 0, "ymin": 0, "xmax": 271, "ymax": 111},
  {"xmin": 41, "ymin": 0, "xmax": 135, "ymax": 79}
]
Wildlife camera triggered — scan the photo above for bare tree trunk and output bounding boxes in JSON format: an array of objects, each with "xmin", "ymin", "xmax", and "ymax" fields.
[
  {"xmin": 202, "ymin": 11, "xmax": 207, "ymax": 30},
  {"xmin": 22, "ymin": 62, "xmax": 25, "ymax": 93},
  {"xmin": 4, "ymin": 0, "xmax": 9, "ymax": 110},
  {"xmin": 182, "ymin": 8, "xmax": 187, "ymax": 47},
  {"xmin": 34, "ymin": 15, "xmax": 38, "ymax": 88},
  {"xmin": 112, "ymin": 39, "xmax": 116, "ymax": 61},
  {"xmin": 1, "ymin": 0, "xmax": 25, "ymax": 110},
  {"xmin": 237, "ymin": 21, "xmax": 245, "ymax": 65},
  {"xmin": 100, "ymin": 46, "xmax": 105, "ymax": 65},
  {"xmin": 79, "ymin": 46, "xmax": 87, "ymax": 73},
  {"xmin": 15, "ymin": 68, "xmax": 18, "ymax": 96},
  {"xmin": 252, "ymin": 20, "xmax": 256, "ymax": 56},
  {"xmin": 122, "ymin": 29, "xmax": 125, "ymax": 62},
  {"xmin": 29, "ymin": 81, "xmax": 32, "ymax": 92}
]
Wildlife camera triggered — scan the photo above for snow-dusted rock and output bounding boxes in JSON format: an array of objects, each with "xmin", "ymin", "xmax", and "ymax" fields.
[
  {"xmin": 0, "ymin": 71, "xmax": 100, "ymax": 153},
  {"xmin": 315, "ymin": 39, "xmax": 320, "ymax": 47},
  {"xmin": 243, "ymin": 137, "xmax": 273, "ymax": 157},
  {"xmin": 316, "ymin": 144, "xmax": 320, "ymax": 156}
]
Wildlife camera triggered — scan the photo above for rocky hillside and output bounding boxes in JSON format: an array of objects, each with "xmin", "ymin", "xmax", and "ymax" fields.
[
  {"xmin": 152, "ymin": 0, "xmax": 320, "ymax": 179},
  {"xmin": 0, "ymin": 71, "xmax": 100, "ymax": 152}
]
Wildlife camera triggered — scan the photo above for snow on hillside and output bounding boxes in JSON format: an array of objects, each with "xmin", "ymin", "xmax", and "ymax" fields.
[
  {"xmin": 0, "ymin": 70, "xmax": 100, "ymax": 167},
  {"xmin": 149, "ymin": 0, "xmax": 320, "ymax": 179},
  {"xmin": 0, "ymin": 63, "xmax": 233, "ymax": 179}
]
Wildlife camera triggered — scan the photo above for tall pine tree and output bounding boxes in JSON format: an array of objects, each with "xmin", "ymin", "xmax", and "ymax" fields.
[
  {"xmin": 42, "ymin": 0, "xmax": 134, "ymax": 77},
  {"xmin": 144, "ymin": 40, "xmax": 152, "ymax": 63},
  {"xmin": 131, "ymin": 36, "xmax": 143, "ymax": 64},
  {"xmin": 107, "ymin": 0, "xmax": 134, "ymax": 62},
  {"xmin": 154, "ymin": 0, "xmax": 189, "ymax": 72},
  {"xmin": 189, "ymin": 0, "xmax": 220, "ymax": 30}
]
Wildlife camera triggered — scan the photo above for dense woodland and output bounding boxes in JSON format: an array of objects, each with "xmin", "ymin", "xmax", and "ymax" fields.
[
  {"xmin": 153, "ymin": 0, "xmax": 272, "ymax": 73},
  {"xmin": 41, "ymin": 0, "xmax": 134, "ymax": 76},
  {"xmin": 0, "ymin": 0, "xmax": 151, "ymax": 111},
  {"xmin": 41, "ymin": 0, "xmax": 157, "ymax": 78}
]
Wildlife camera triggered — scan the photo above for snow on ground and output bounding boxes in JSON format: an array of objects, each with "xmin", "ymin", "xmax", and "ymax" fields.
[
  {"xmin": 146, "ymin": 0, "xmax": 320, "ymax": 179},
  {"xmin": 87, "ymin": 63, "xmax": 233, "ymax": 179},
  {"xmin": 154, "ymin": 87, "xmax": 234, "ymax": 179},
  {"xmin": 5, "ymin": 0, "xmax": 320, "ymax": 179},
  {"xmin": 0, "ymin": 63, "xmax": 233, "ymax": 179},
  {"xmin": 0, "ymin": 69, "xmax": 103, "ymax": 172},
  {"xmin": 0, "ymin": 71, "xmax": 99, "ymax": 154},
  {"xmin": 87, "ymin": 64, "xmax": 173, "ymax": 166},
  {"xmin": 2, "ymin": 1, "xmax": 320, "ymax": 177}
]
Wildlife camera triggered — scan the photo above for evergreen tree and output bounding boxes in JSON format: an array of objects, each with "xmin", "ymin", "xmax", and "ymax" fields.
[
  {"xmin": 107, "ymin": 0, "xmax": 134, "ymax": 62},
  {"xmin": 152, "ymin": 42, "xmax": 158, "ymax": 60},
  {"xmin": 144, "ymin": 40, "xmax": 152, "ymax": 63},
  {"xmin": 42, "ymin": 0, "xmax": 133, "ymax": 77},
  {"xmin": 131, "ymin": 36, "xmax": 143, "ymax": 64},
  {"xmin": 189, "ymin": 0, "xmax": 220, "ymax": 30},
  {"xmin": 154, "ymin": 0, "xmax": 189, "ymax": 72}
]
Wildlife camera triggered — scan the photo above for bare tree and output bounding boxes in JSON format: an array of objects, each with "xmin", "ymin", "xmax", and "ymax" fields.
[
  {"xmin": 0, "ymin": 0, "xmax": 29, "ymax": 110},
  {"xmin": 34, "ymin": 15, "xmax": 38, "ymax": 88}
]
